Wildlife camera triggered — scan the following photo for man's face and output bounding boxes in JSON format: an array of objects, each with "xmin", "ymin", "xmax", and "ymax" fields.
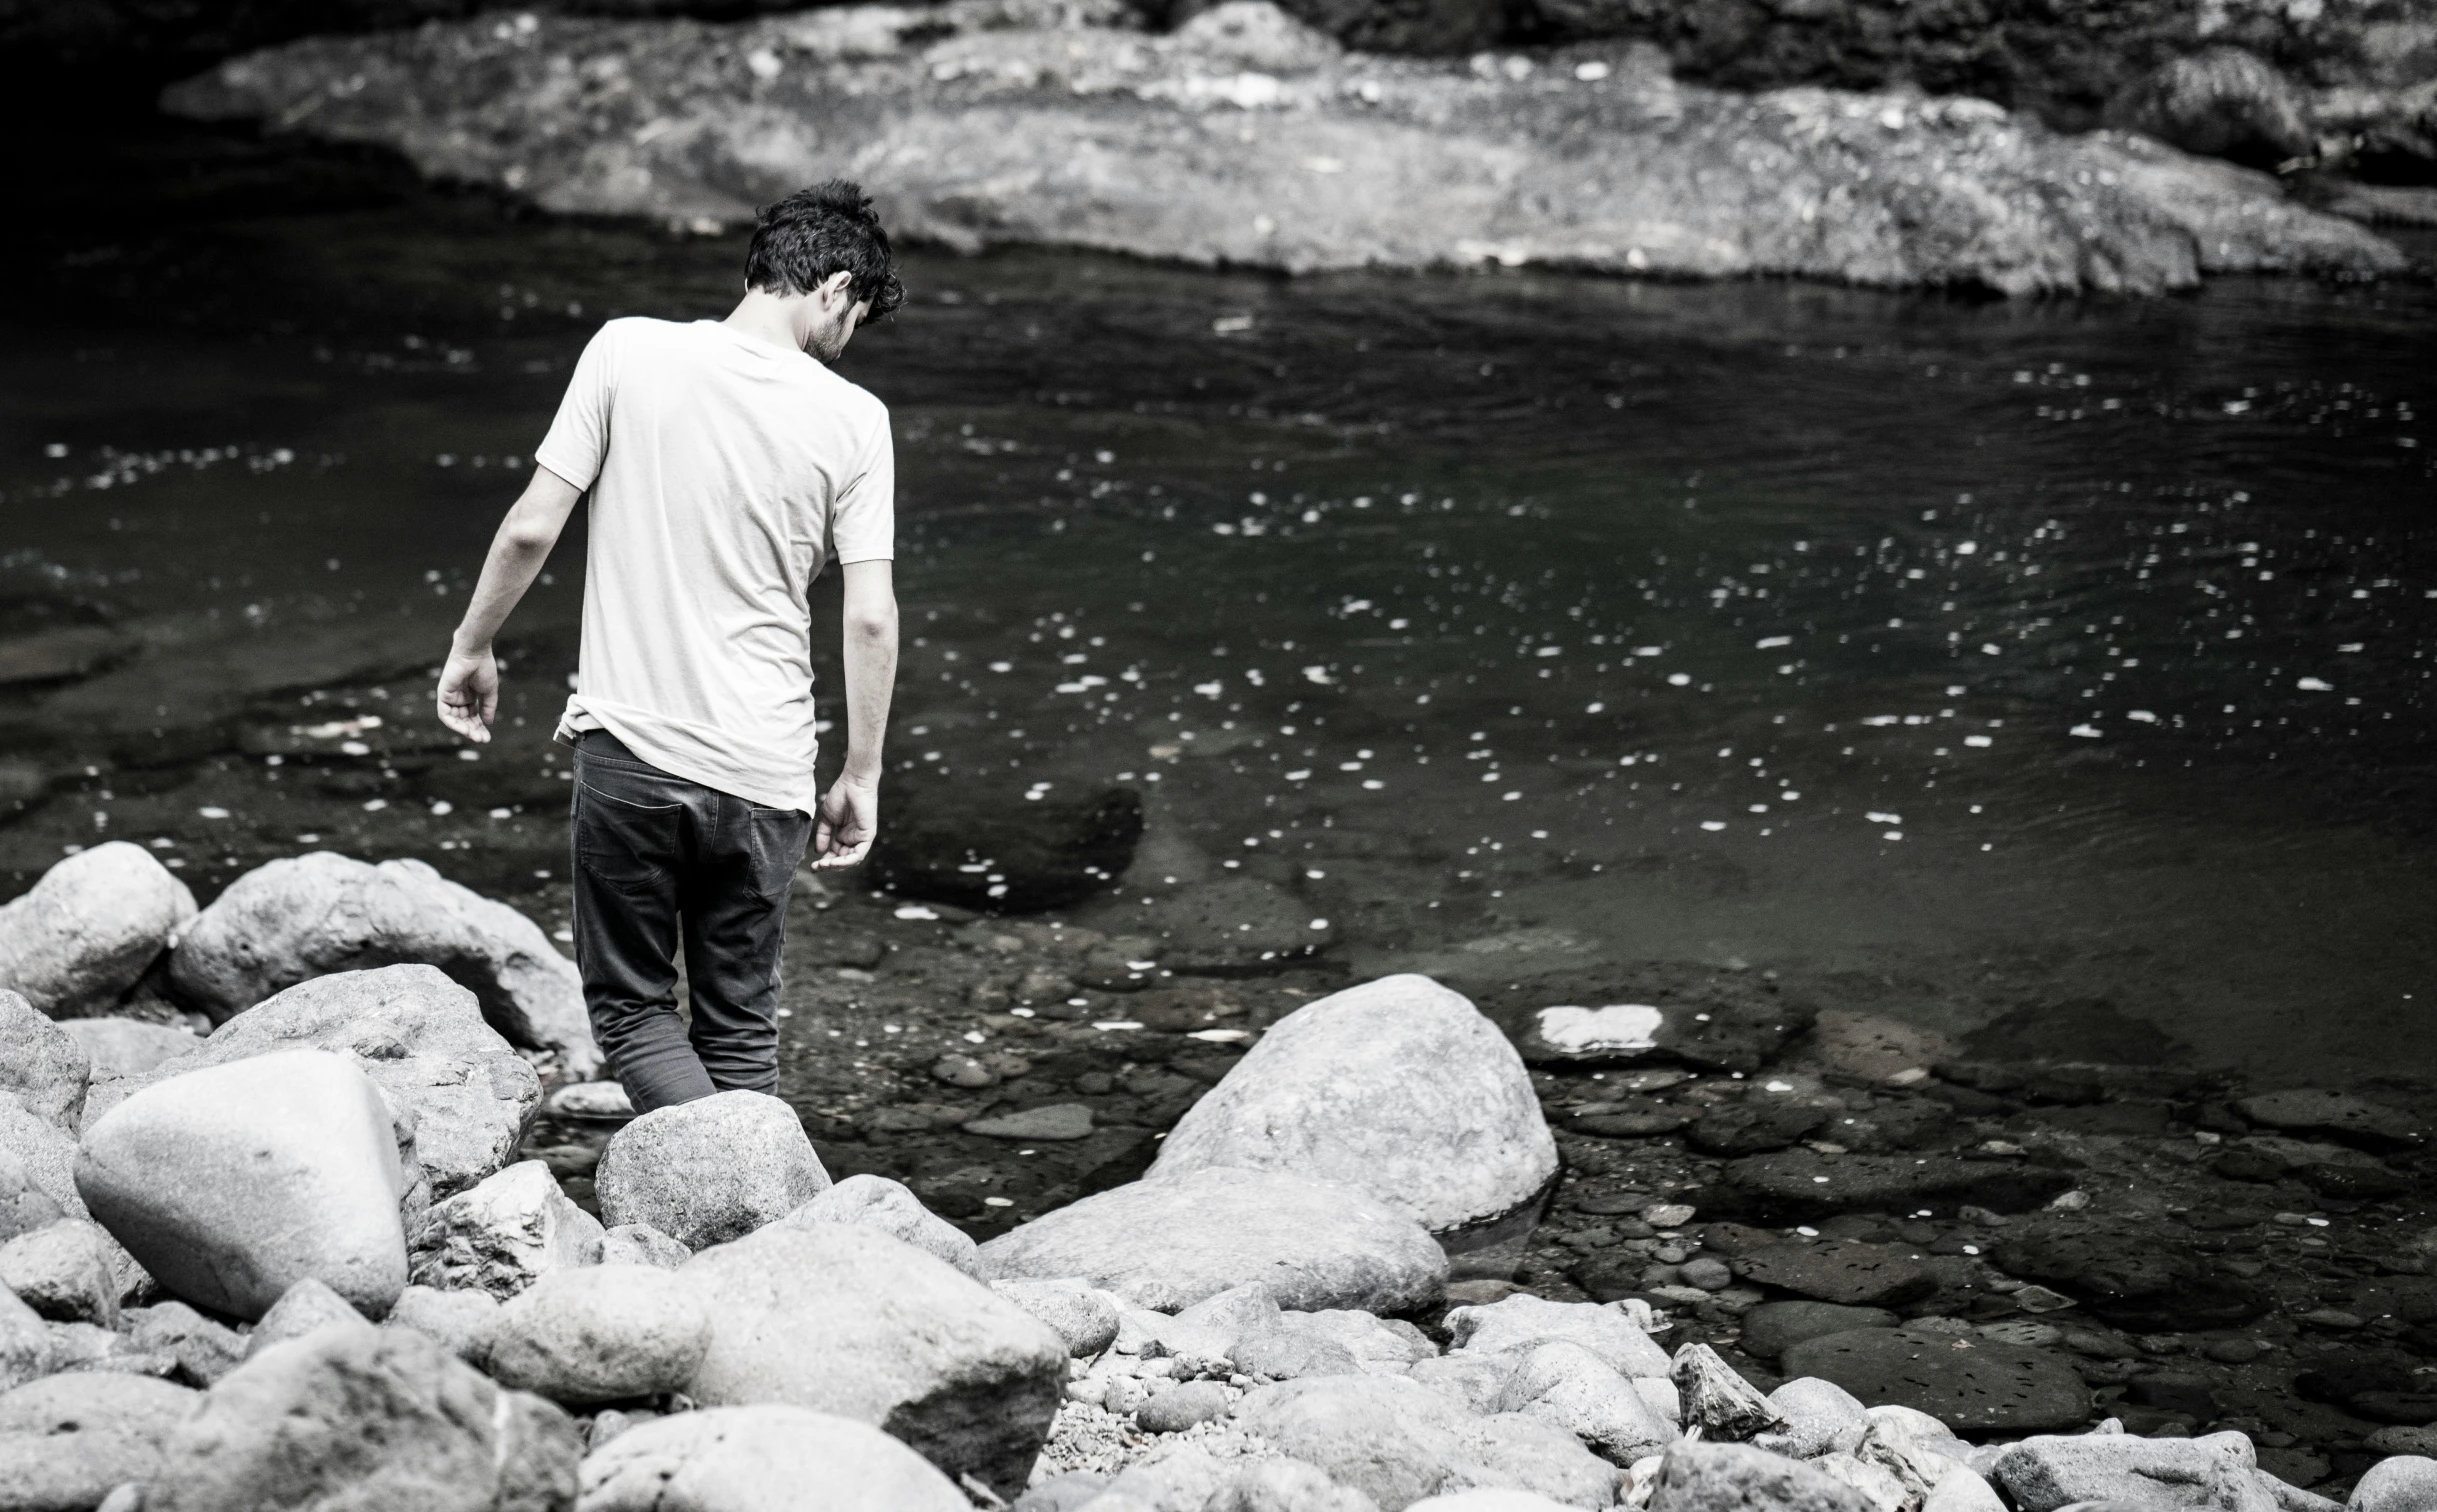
[{"xmin": 804, "ymin": 286, "xmax": 870, "ymax": 364}]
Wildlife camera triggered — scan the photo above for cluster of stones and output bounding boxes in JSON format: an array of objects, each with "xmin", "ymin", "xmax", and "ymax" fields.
[{"xmin": 4, "ymin": 840, "xmax": 2437, "ymax": 1511}]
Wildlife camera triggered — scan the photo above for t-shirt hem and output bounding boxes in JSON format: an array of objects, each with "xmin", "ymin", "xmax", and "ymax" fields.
[
  {"xmin": 532, "ymin": 445, "xmax": 598, "ymax": 493},
  {"xmin": 558, "ymin": 698, "xmax": 819, "ymax": 815},
  {"xmin": 832, "ymin": 547, "xmax": 896, "ymax": 564}
]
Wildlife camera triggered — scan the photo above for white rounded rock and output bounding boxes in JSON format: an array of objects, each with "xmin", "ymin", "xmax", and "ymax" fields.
[
  {"xmin": 575, "ymin": 1403, "xmax": 971, "ymax": 1512},
  {"xmin": 0, "ymin": 843, "xmax": 196, "ymax": 1018},
  {"xmin": 2352, "ymin": 1456, "xmax": 2437, "ymax": 1512},
  {"xmin": 682, "ymin": 1223, "xmax": 1067, "ymax": 1498},
  {"xmin": 75, "ymin": 1047, "xmax": 408, "ymax": 1320},
  {"xmin": 596, "ymin": 1091, "xmax": 829, "ymax": 1250},
  {"xmin": 1150, "ymin": 973, "xmax": 1556, "ymax": 1234},
  {"xmin": 979, "ymin": 1166, "xmax": 1448, "ymax": 1314},
  {"xmin": 1446, "ymin": 1294, "xmax": 1673, "ymax": 1379},
  {"xmin": 166, "ymin": 851, "xmax": 598, "ymax": 1073},
  {"xmin": 489, "ymin": 1264, "xmax": 711, "ymax": 1405}
]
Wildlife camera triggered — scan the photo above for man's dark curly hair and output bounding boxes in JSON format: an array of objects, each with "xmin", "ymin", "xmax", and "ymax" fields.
[{"xmin": 744, "ymin": 180, "xmax": 904, "ymax": 319}]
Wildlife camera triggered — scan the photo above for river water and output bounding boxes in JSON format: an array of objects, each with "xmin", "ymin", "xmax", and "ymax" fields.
[{"xmin": 3, "ymin": 121, "xmax": 2431, "ymax": 1090}]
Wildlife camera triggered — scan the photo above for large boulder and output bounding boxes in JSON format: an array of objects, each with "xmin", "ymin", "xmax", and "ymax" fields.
[
  {"xmin": 0, "ymin": 843, "xmax": 196, "ymax": 1018},
  {"xmin": 409, "ymin": 1159, "xmax": 604, "ymax": 1300},
  {"xmin": 596, "ymin": 1091, "xmax": 830, "ymax": 1250},
  {"xmin": 488, "ymin": 1264, "xmax": 711, "ymax": 1406},
  {"xmin": 1228, "ymin": 1372, "xmax": 1623, "ymax": 1509},
  {"xmin": 165, "ymin": 852, "xmax": 599, "ymax": 1073},
  {"xmin": 1149, "ymin": 974, "xmax": 1556, "ymax": 1235},
  {"xmin": 2105, "ymin": 48, "xmax": 2316, "ymax": 170},
  {"xmin": 681, "ymin": 1223, "xmax": 1068, "ymax": 1498},
  {"xmin": 775, "ymin": 1173, "xmax": 980, "ymax": 1275},
  {"xmin": 0, "ymin": 991, "xmax": 87, "ymax": 1130},
  {"xmin": 0, "ymin": 1370, "xmax": 201, "ymax": 1512},
  {"xmin": 1496, "ymin": 1341, "xmax": 1678, "ymax": 1464},
  {"xmin": 2352, "ymin": 1456, "xmax": 2437, "ymax": 1512},
  {"xmin": 1986, "ymin": 1431, "xmax": 2278, "ymax": 1512},
  {"xmin": 75, "ymin": 1047, "xmax": 409, "ymax": 1320},
  {"xmin": 576, "ymin": 1403, "xmax": 972, "ymax": 1512},
  {"xmin": 152, "ymin": 1318, "xmax": 580, "ymax": 1512},
  {"xmin": 86, "ymin": 965, "xmax": 542, "ymax": 1203},
  {"xmin": 979, "ymin": 1166, "xmax": 1447, "ymax": 1314},
  {"xmin": 1647, "ymin": 1438, "xmax": 1879, "ymax": 1512}
]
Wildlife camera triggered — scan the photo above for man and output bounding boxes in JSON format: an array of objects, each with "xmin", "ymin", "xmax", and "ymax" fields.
[{"xmin": 434, "ymin": 180, "xmax": 903, "ymax": 1113}]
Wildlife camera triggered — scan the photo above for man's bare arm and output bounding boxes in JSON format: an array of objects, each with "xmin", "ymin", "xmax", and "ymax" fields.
[
  {"xmin": 435, "ymin": 465, "xmax": 584, "ymax": 743},
  {"xmin": 811, "ymin": 558, "xmax": 898, "ymax": 869}
]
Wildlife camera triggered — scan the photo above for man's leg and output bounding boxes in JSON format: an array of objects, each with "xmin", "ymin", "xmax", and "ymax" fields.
[
  {"xmin": 571, "ymin": 733, "xmax": 718, "ymax": 1112},
  {"xmin": 678, "ymin": 789, "xmax": 810, "ymax": 1095}
]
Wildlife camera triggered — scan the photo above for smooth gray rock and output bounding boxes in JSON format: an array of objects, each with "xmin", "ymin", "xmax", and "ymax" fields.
[
  {"xmin": 58, "ymin": 1017, "xmax": 198, "ymax": 1085},
  {"xmin": 990, "ymin": 1278, "xmax": 1122, "ymax": 1357},
  {"xmin": 0, "ymin": 1370, "xmax": 200, "ymax": 1512},
  {"xmin": 0, "ymin": 991, "xmax": 87, "ymax": 1130},
  {"xmin": 1275, "ymin": 1309, "xmax": 1437, "ymax": 1374},
  {"xmin": 488, "ymin": 1264, "xmax": 711, "ymax": 1406},
  {"xmin": 163, "ymin": 851, "xmax": 600, "ymax": 1073},
  {"xmin": 2351, "ymin": 1455, "xmax": 2437, "ymax": 1512},
  {"xmin": 1739, "ymin": 1301, "xmax": 1901, "ymax": 1361},
  {"xmin": 1922, "ymin": 1466, "xmax": 2008, "ymax": 1512},
  {"xmin": 1496, "ymin": 1341, "xmax": 1677, "ymax": 1464},
  {"xmin": 0, "ymin": 1286, "xmax": 49, "ymax": 1392},
  {"xmin": 0, "ymin": 1146, "xmax": 67, "ymax": 1248},
  {"xmin": 1755, "ymin": 1376, "xmax": 1872, "ymax": 1458},
  {"xmin": 0, "ymin": 1219, "xmax": 119, "ymax": 1326},
  {"xmin": 75, "ymin": 1047, "xmax": 409, "ymax": 1321},
  {"xmin": 1990, "ymin": 1431, "xmax": 2271, "ymax": 1511},
  {"xmin": 596, "ymin": 1090, "xmax": 829, "ymax": 1250},
  {"xmin": 121, "ymin": 1301, "xmax": 245, "ymax": 1387},
  {"xmin": 979, "ymin": 1166, "xmax": 1447, "ymax": 1314},
  {"xmin": 1787, "ymin": 1330, "xmax": 2091, "ymax": 1435},
  {"xmin": 1151, "ymin": 973, "xmax": 1556, "ymax": 1234},
  {"xmin": 1446, "ymin": 1294, "xmax": 1672, "ymax": 1379},
  {"xmin": 966, "ymin": 1103, "xmax": 1096, "ymax": 1141},
  {"xmin": 777, "ymin": 1174, "xmax": 981, "ymax": 1275},
  {"xmin": 385, "ymin": 1283, "xmax": 501, "ymax": 1367},
  {"xmin": 1409, "ymin": 1353, "xmax": 1517, "ymax": 1416},
  {"xmin": 683, "ymin": 1223, "xmax": 1068, "ymax": 1497},
  {"xmin": 1237, "ymin": 1328, "xmax": 1364, "ymax": 1381},
  {"xmin": 409, "ymin": 1158, "xmax": 604, "ymax": 1300},
  {"xmin": 1734, "ymin": 1241, "xmax": 1939, "ymax": 1308},
  {"xmin": 597, "ymin": 1223, "xmax": 689, "ymax": 1271},
  {"xmin": 1648, "ymin": 1438, "xmax": 1880, "ymax": 1512},
  {"xmin": 1229, "ymin": 1373, "xmax": 1622, "ymax": 1509},
  {"xmin": 575, "ymin": 1403, "xmax": 972, "ymax": 1511},
  {"xmin": 1138, "ymin": 1380, "xmax": 1235, "ymax": 1434},
  {"xmin": 243, "ymin": 1276, "xmax": 364, "ymax": 1359},
  {"xmin": 85, "ymin": 964, "xmax": 543, "ymax": 1205},
  {"xmin": 1208, "ymin": 1457, "xmax": 1384, "ymax": 1510},
  {"xmin": 152, "ymin": 1318, "xmax": 579, "ymax": 1512},
  {"xmin": 0, "ymin": 843, "xmax": 196, "ymax": 1018}
]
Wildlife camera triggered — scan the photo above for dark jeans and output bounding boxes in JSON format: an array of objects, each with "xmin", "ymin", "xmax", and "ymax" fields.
[{"xmin": 569, "ymin": 730, "xmax": 811, "ymax": 1113}]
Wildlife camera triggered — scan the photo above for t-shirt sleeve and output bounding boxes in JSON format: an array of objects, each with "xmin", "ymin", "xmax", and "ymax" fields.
[
  {"xmin": 533, "ymin": 323, "xmax": 621, "ymax": 492},
  {"xmin": 829, "ymin": 403, "xmax": 896, "ymax": 565}
]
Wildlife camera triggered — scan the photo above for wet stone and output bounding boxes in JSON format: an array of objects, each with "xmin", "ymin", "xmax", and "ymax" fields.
[
  {"xmin": 965, "ymin": 1103, "xmax": 1096, "ymax": 1141},
  {"xmin": 2233, "ymin": 1089, "xmax": 2421, "ymax": 1149},
  {"xmin": 1734, "ymin": 1241, "xmax": 1939, "ymax": 1309},
  {"xmin": 868, "ymin": 779, "xmax": 1142, "ymax": 914},
  {"xmin": 1989, "ymin": 1225, "xmax": 2271, "ymax": 1333},
  {"xmin": 1780, "ymin": 1329, "xmax": 2091, "ymax": 1434},
  {"xmin": 1739, "ymin": 1302, "xmax": 1903, "ymax": 1361},
  {"xmin": 1714, "ymin": 1150, "xmax": 2078, "ymax": 1224},
  {"xmin": 1507, "ymin": 981, "xmax": 1817, "ymax": 1075},
  {"xmin": 1688, "ymin": 1101, "xmax": 1834, "ymax": 1156},
  {"xmin": 1570, "ymin": 1099, "xmax": 1698, "ymax": 1138}
]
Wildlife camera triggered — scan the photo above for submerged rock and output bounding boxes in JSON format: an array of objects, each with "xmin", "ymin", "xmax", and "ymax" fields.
[
  {"xmin": 870, "ymin": 778, "xmax": 1143, "ymax": 912},
  {"xmin": 978, "ymin": 1165, "xmax": 1448, "ymax": 1314},
  {"xmin": 595, "ymin": 1090, "xmax": 830, "ymax": 1250},
  {"xmin": 153, "ymin": 1318, "xmax": 579, "ymax": 1512},
  {"xmin": 0, "ymin": 843, "xmax": 196, "ymax": 1019},
  {"xmin": 682, "ymin": 1224, "xmax": 1068, "ymax": 1497},
  {"xmin": 75, "ymin": 1047, "xmax": 409, "ymax": 1320},
  {"xmin": 1779, "ymin": 1329, "xmax": 2090, "ymax": 1435},
  {"xmin": 578, "ymin": 1404, "xmax": 973, "ymax": 1512},
  {"xmin": 85, "ymin": 964, "xmax": 543, "ymax": 1204},
  {"xmin": 1151, "ymin": 973, "xmax": 1556, "ymax": 1234},
  {"xmin": 159, "ymin": 0, "xmax": 2401, "ymax": 296},
  {"xmin": 164, "ymin": 851, "xmax": 599, "ymax": 1073}
]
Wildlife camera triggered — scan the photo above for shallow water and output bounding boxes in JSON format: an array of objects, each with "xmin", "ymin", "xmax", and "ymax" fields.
[{"xmin": 2, "ymin": 121, "xmax": 2431, "ymax": 1089}]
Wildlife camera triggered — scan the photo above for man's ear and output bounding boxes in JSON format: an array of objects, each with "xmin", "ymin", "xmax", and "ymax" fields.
[{"xmin": 822, "ymin": 270, "xmax": 855, "ymax": 306}]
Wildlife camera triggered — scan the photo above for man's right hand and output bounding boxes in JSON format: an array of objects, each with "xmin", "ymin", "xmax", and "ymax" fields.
[
  {"xmin": 811, "ymin": 776, "xmax": 879, "ymax": 870},
  {"xmin": 436, "ymin": 646, "xmax": 500, "ymax": 742}
]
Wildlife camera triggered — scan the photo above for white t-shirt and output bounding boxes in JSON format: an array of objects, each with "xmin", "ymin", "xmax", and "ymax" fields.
[{"xmin": 534, "ymin": 317, "xmax": 894, "ymax": 813}]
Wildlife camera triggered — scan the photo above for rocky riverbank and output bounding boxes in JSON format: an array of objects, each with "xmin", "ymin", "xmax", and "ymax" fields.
[
  {"xmin": 7, "ymin": 841, "xmax": 2437, "ymax": 1508},
  {"xmin": 157, "ymin": 0, "xmax": 2408, "ymax": 296}
]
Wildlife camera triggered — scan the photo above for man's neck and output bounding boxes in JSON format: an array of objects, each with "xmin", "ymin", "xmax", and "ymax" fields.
[{"xmin": 722, "ymin": 291, "xmax": 806, "ymax": 356}]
